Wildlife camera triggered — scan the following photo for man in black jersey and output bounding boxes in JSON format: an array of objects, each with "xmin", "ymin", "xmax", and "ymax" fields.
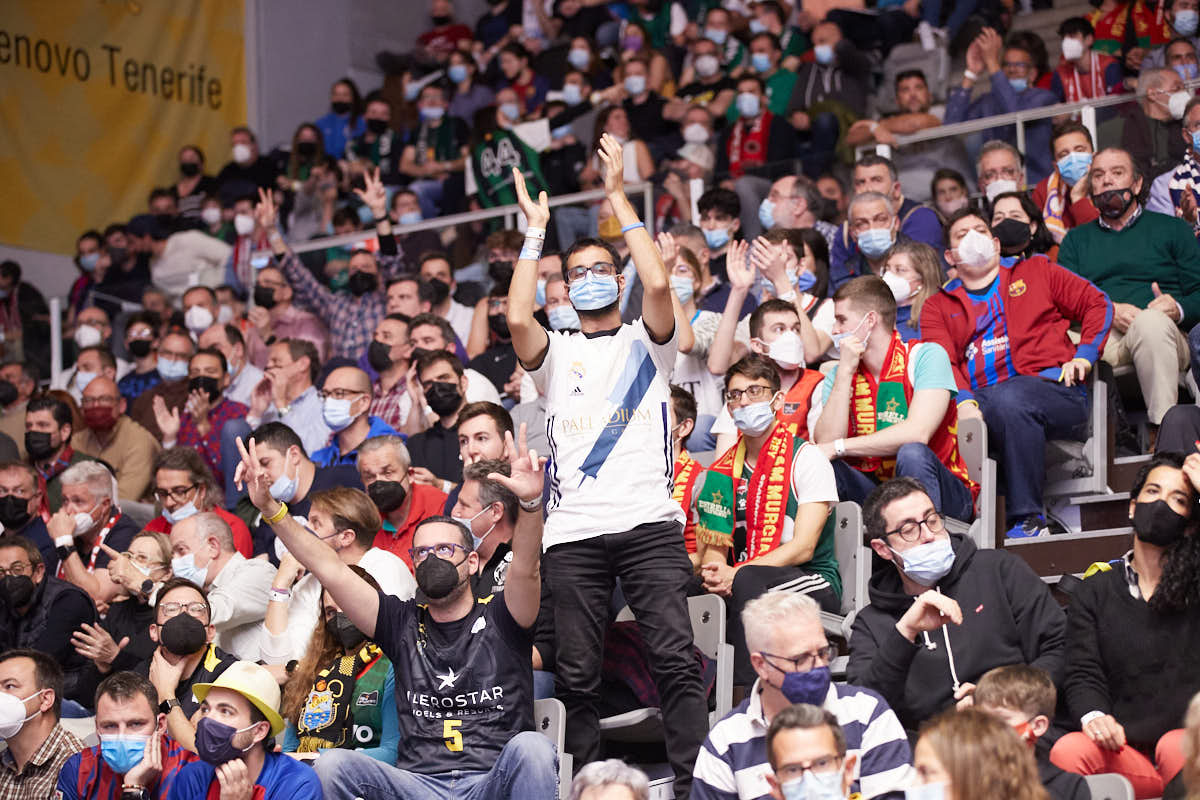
[{"xmin": 233, "ymin": 426, "xmax": 557, "ymax": 800}]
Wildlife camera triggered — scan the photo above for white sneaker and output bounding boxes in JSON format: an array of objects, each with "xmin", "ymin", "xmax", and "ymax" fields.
[{"xmin": 918, "ymin": 20, "xmax": 936, "ymax": 51}]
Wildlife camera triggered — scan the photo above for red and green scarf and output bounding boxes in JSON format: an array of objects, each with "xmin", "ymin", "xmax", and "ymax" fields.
[{"xmin": 847, "ymin": 333, "xmax": 912, "ymax": 478}]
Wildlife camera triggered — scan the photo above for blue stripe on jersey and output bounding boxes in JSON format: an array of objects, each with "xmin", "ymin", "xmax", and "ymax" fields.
[{"xmin": 577, "ymin": 342, "xmax": 658, "ymax": 483}]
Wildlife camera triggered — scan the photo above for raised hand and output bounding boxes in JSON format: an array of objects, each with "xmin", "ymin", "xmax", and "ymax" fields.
[
  {"xmin": 656, "ymin": 231, "xmax": 678, "ymax": 267},
  {"xmin": 487, "ymin": 423, "xmax": 547, "ymax": 504},
  {"xmin": 597, "ymin": 132, "xmax": 626, "ymax": 198},
  {"xmin": 254, "ymin": 187, "xmax": 278, "ymax": 232},
  {"xmin": 751, "ymin": 238, "xmax": 789, "ymax": 291},
  {"xmin": 512, "ymin": 166, "xmax": 550, "ymax": 229},
  {"xmin": 234, "ymin": 437, "xmax": 275, "ymax": 513},
  {"xmin": 725, "ymin": 238, "xmax": 754, "ymax": 292},
  {"xmin": 354, "ymin": 167, "xmax": 388, "ymax": 218},
  {"xmin": 152, "ymin": 395, "xmax": 181, "ymax": 442}
]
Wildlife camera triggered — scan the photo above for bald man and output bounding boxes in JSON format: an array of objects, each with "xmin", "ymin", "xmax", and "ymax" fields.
[
  {"xmin": 310, "ymin": 366, "xmax": 400, "ymax": 467},
  {"xmin": 72, "ymin": 376, "xmax": 161, "ymax": 501}
]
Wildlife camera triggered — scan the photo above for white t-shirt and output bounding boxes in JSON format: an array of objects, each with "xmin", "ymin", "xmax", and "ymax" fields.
[
  {"xmin": 444, "ymin": 300, "xmax": 475, "ymax": 345},
  {"xmin": 531, "ymin": 320, "xmax": 685, "ymax": 548},
  {"xmin": 465, "ymin": 368, "xmax": 503, "ymax": 404}
]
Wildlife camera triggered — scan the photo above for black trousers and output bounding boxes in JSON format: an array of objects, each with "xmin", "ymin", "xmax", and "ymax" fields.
[{"xmin": 545, "ymin": 520, "xmax": 708, "ymax": 800}]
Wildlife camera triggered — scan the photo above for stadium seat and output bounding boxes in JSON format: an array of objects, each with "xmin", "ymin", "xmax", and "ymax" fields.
[
  {"xmin": 1083, "ymin": 773, "xmax": 1135, "ymax": 800},
  {"xmin": 534, "ymin": 697, "xmax": 573, "ymax": 800},
  {"xmin": 1044, "ymin": 376, "xmax": 1111, "ymax": 500},
  {"xmin": 601, "ymin": 594, "xmax": 734, "ymax": 741},
  {"xmin": 954, "ymin": 415, "xmax": 998, "ymax": 549},
  {"xmin": 873, "ymin": 42, "xmax": 952, "ymax": 115}
]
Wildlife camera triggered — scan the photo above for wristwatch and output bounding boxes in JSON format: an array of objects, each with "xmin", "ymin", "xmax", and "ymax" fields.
[
  {"xmin": 158, "ymin": 698, "xmax": 181, "ymax": 715},
  {"xmin": 122, "ymin": 788, "xmax": 149, "ymax": 800}
]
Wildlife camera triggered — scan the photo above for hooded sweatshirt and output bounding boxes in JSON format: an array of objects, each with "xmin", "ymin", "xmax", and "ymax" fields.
[{"xmin": 847, "ymin": 534, "xmax": 1066, "ymax": 732}]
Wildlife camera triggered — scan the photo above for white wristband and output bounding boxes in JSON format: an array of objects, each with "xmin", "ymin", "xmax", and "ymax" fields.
[
  {"xmin": 54, "ymin": 534, "xmax": 74, "ymax": 549},
  {"xmin": 269, "ymin": 588, "xmax": 291, "ymax": 602},
  {"xmin": 963, "ymin": 69, "xmax": 978, "ymax": 82},
  {"xmin": 834, "ymin": 438, "xmax": 847, "ymax": 458}
]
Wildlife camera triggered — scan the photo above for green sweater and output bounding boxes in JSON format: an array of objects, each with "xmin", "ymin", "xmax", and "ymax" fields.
[{"xmin": 1058, "ymin": 208, "xmax": 1200, "ymax": 327}]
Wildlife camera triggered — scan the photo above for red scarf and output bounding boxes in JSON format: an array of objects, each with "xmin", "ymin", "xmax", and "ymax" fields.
[
  {"xmin": 728, "ymin": 111, "xmax": 772, "ymax": 179},
  {"xmin": 673, "ymin": 451, "xmax": 703, "ymax": 554}
]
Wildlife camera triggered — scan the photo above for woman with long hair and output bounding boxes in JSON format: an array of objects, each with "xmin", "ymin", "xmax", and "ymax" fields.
[
  {"xmin": 915, "ymin": 708, "xmax": 1051, "ymax": 800},
  {"xmin": 1051, "ymin": 452, "xmax": 1200, "ymax": 798},
  {"xmin": 281, "ymin": 566, "xmax": 399, "ymax": 762},
  {"xmin": 314, "ymin": 77, "xmax": 365, "ymax": 159},
  {"xmin": 990, "ymin": 191, "xmax": 1058, "ymax": 263},
  {"xmin": 880, "ymin": 240, "xmax": 944, "ymax": 341}
]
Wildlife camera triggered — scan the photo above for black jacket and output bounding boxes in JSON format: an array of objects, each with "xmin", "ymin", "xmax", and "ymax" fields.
[
  {"xmin": 1038, "ymin": 740, "xmax": 1092, "ymax": 800},
  {"xmin": 847, "ymin": 535, "xmax": 1066, "ymax": 732},
  {"xmin": 0, "ymin": 575, "xmax": 97, "ymax": 704}
]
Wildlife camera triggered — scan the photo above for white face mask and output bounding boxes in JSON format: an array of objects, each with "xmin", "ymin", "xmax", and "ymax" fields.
[
  {"xmin": 232, "ymin": 143, "xmax": 253, "ymax": 165},
  {"xmin": 233, "ymin": 213, "xmax": 255, "ymax": 236},
  {"xmin": 984, "ymin": 178, "xmax": 1018, "ymax": 202},
  {"xmin": 1168, "ymin": 89, "xmax": 1191, "ymax": 120},
  {"xmin": 683, "ymin": 123, "xmax": 709, "ymax": 144},
  {"xmin": 763, "ymin": 330, "xmax": 805, "ymax": 370},
  {"xmin": 74, "ymin": 324, "xmax": 103, "ymax": 349},
  {"xmin": 0, "ymin": 690, "xmax": 44, "ymax": 739},
  {"xmin": 954, "ymin": 229, "xmax": 997, "ymax": 269},
  {"xmin": 882, "ymin": 270, "xmax": 914, "ymax": 303},
  {"xmin": 184, "ymin": 305, "xmax": 215, "ymax": 334},
  {"xmin": 201, "ymin": 207, "xmax": 222, "ymax": 227}
]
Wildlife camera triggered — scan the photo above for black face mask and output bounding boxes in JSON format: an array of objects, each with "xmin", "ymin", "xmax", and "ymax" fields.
[
  {"xmin": 426, "ymin": 277, "xmax": 451, "ymax": 306},
  {"xmin": 409, "ymin": 347, "xmax": 434, "ymax": 365},
  {"xmin": 296, "ymin": 141, "xmax": 318, "ymax": 159},
  {"xmin": 367, "ymin": 340, "xmax": 394, "ymax": 372},
  {"xmin": 368, "ymin": 480, "xmax": 408, "ymax": 514},
  {"xmin": 425, "ymin": 381, "xmax": 462, "ymax": 417},
  {"xmin": 327, "ymin": 611, "xmax": 366, "ymax": 651},
  {"xmin": 488, "ymin": 260, "xmax": 515, "ymax": 287},
  {"xmin": 366, "ymin": 118, "xmax": 389, "ymax": 135},
  {"xmin": 253, "ymin": 285, "xmax": 278, "ymax": 310},
  {"xmin": 993, "ymin": 218, "xmax": 1033, "ymax": 255},
  {"xmin": 0, "ymin": 495, "xmax": 32, "ymax": 531},
  {"xmin": 348, "ymin": 271, "xmax": 379, "ymax": 297},
  {"xmin": 0, "ymin": 380, "xmax": 17, "ymax": 408},
  {"xmin": 1133, "ymin": 500, "xmax": 1191, "ymax": 547},
  {"xmin": 180, "ymin": 162, "xmax": 201, "ymax": 177},
  {"xmin": 128, "ymin": 339, "xmax": 154, "ymax": 359},
  {"xmin": 331, "ymin": 101, "xmax": 352, "ymax": 116},
  {"xmin": 488, "ymin": 313, "xmax": 511, "ymax": 339},
  {"xmin": 25, "ymin": 431, "xmax": 56, "ymax": 461},
  {"xmin": 188, "ymin": 376, "xmax": 222, "ymax": 403},
  {"xmin": 159, "ymin": 612, "xmax": 208, "ymax": 656},
  {"xmin": 415, "ymin": 555, "xmax": 463, "ymax": 599},
  {"xmin": 0, "ymin": 575, "xmax": 35, "ymax": 610},
  {"xmin": 155, "ymin": 214, "xmax": 175, "ymax": 232},
  {"xmin": 108, "ymin": 246, "xmax": 129, "ymax": 265},
  {"xmin": 431, "ymin": 14, "xmax": 453, "ymax": 25},
  {"xmin": 1091, "ymin": 187, "xmax": 1136, "ymax": 220}
]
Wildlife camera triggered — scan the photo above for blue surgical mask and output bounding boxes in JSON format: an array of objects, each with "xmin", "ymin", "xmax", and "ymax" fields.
[
  {"xmin": 79, "ymin": 252, "xmax": 100, "ymax": 272},
  {"xmin": 1175, "ymin": 10, "xmax": 1199, "ymax": 37},
  {"xmin": 568, "ymin": 274, "xmax": 620, "ymax": 311},
  {"xmin": 420, "ymin": 106, "xmax": 445, "ymax": 122},
  {"xmin": 398, "ymin": 211, "xmax": 422, "ymax": 225},
  {"xmin": 830, "ymin": 312, "xmax": 874, "ymax": 354},
  {"xmin": 1193, "ymin": 131, "xmax": 1200, "ymax": 153},
  {"xmin": 736, "ymin": 92, "xmax": 761, "ymax": 118},
  {"xmin": 535, "ymin": 278, "xmax": 547, "ymax": 307},
  {"xmin": 1056, "ymin": 151, "xmax": 1092, "ymax": 186},
  {"xmin": 156, "ymin": 357, "xmax": 188, "ymax": 381},
  {"xmin": 250, "ymin": 254, "xmax": 271, "ymax": 270},
  {"xmin": 781, "ymin": 769, "xmax": 844, "ymax": 800},
  {"xmin": 448, "ymin": 64, "xmax": 469, "ymax": 83},
  {"xmin": 759, "ymin": 198, "xmax": 777, "ymax": 230},
  {"xmin": 906, "ymin": 782, "xmax": 948, "ymax": 800},
  {"xmin": 552, "ymin": 125, "xmax": 573, "ymax": 139},
  {"xmin": 500, "ymin": 102, "xmax": 521, "ymax": 122},
  {"xmin": 163, "ymin": 501, "xmax": 199, "ymax": 526},
  {"xmin": 322, "ymin": 397, "xmax": 357, "ymax": 431},
  {"xmin": 780, "ymin": 664, "xmax": 832, "ymax": 705},
  {"xmin": 731, "ymin": 400, "xmax": 776, "ymax": 435},
  {"xmin": 703, "ymin": 227, "xmax": 731, "ymax": 249},
  {"xmin": 100, "ymin": 734, "xmax": 149, "ymax": 775},
  {"xmin": 792, "ymin": 269, "xmax": 817, "ymax": 293},
  {"xmin": 891, "ymin": 537, "xmax": 955, "ymax": 586},
  {"xmin": 548, "ymin": 304, "xmax": 580, "ymax": 330},
  {"xmin": 749, "ymin": 18, "xmax": 768, "ymax": 34},
  {"xmin": 568, "ymin": 48, "xmax": 591, "ymax": 70},
  {"xmin": 624, "ymin": 75, "xmax": 646, "ymax": 95},
  {"xmin": 671, "ymin": 275, "xmax": 695, "ymax": 304},
  {"xmin": 562, "ymin": 83, "xmax": 583, "ymax": 106},
  {"xmin": 1008, "ymin": 77, "xmax": 1028, "ymax": 93},
  {"xmin": 404, "ymin": 82, "xmax": 421, "ymax": 101},
  {"xmin": 269, "ymin": 459, "xmax": 298, "ymax": 503},
  {"xmin": 705, "ymin": 27, "xmax": 727, "ymax": 45},
  {"xmin": 170, "ymin": 551, "xmax": 208, "ymax": 585},
  {"xmin": 857, "ymin": 227, "xmax": 894, "ymax": 259},
  {"xmin": 1177, "ymin": 63, "xmax": 1200, "ymax": 83},
  {"xmin": 814, "ymin": 44, "xmax": 834, "ymax": 65},
  {"xmin": 751, "ymin": 52, "xmax": 771, "ymax": 73},
  {"xmin": 74, "ymin": 370, "xmax": 98, "ymax": 394}
]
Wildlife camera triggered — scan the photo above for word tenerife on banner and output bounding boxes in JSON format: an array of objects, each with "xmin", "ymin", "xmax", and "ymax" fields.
[{"xmin": 0, "ymin": 32, "xmax": 224, "ymax": 109}]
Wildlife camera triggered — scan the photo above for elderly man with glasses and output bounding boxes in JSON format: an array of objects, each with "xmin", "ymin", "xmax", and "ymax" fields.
[
  {"xmin": 142, "ymin": 448, "xmax": 253, "ymax": 558},
  {"xmin": 310, "ymin": 366, "xmax": 400, "ymax": 468},
  {"xmin": 847, "ymin": 477, "xmax": 1066, "ymax": 736},
  {"xmin": 692, "ymin": 591, "xmax": 912, "ymax": 800}
]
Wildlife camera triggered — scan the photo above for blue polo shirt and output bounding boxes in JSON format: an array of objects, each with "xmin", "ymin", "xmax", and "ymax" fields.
[{"xmin": 310, "ymin": 415, "xmax": 399, "ymax": 467}]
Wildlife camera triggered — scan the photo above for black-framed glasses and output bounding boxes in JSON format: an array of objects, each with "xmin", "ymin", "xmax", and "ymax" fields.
[
  {"xmin": 157, "ymin": 601, "xmax": 210, "ymax": 620},
  {"xmin": 565, "ymin": 261, "xmax": 617, "ymax": 282},
  {"xmin": 0, "ymin": 562, "xmax": 32, "ymax": 578},
  {"xmin": 775, "ymin": 754, "xmax": 843, "ymax": 782},
  {"xmin": 885, "ymin": 510, "xmax": 946, "ymax": 542},
  {"xmin": 725, "ymin": 384, "xmax": 774, "ymax": 404},
  {"xmin": 409, "ymin": 542, "xmax": 469, "ymax": 564},
  {"xmin": 761, "ymin": 645, "xmax": 838, "ymax": 674},
  {"xmin": 154, "ymin": 484, "xmax": 198, "ymax": 503},
  {"xmin": 318, "ymin": 388, "xmax": 365, "ymax": 401}
]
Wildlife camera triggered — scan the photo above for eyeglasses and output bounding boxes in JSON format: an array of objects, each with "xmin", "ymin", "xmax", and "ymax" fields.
[
  {"xmin": 885, "ymin": 510, "xmax": 946, "ymax": 542},
  {"xmin": 761, "ymin": 644, "xmax": 838, "ymax": 674},
  {"xmin": 153, "ymin": 483, "xmax": 198, "ymax": 503},
  {"xmin": 0, "ymin": 562, "xmax": 31, "ymax": 578},
  {"xmin": 157, "ymin": 601, "xmax": 210, "ymax": 620},
  {"xmin": 1002, "ymin": 60, "xmax": 1032, "ymax": 71},
  {"xmin": 159, "ymin": 349, "xmax": 193, "ymax": 361},
  {"xmin": 318, "ymin": 388, "xmax": 364, "ymax": 401},
  {"xmin": 409, "ymin": 542, "xmax": 469, "ymax": 564},
  {"xmin": 122, "ymin": 552, "xmax": 168, "ymax": 569},
  {"xmin": 725, "ymin": 384, "xmax": 775, "ymax": 404},
  {"xmin": 980, "ymin": 166, "xmax": 1021, "ymax": 183},
  {"xmin": 775, "ymin": 754, "xmax": 843, "ymax": 782},
  {"xmin": 81, "ymin": 396, "xmax": 119, "ymax": 408},
  {"xmin": 565, "ymin": 261, "xmax": 617, "ymax": 282}
]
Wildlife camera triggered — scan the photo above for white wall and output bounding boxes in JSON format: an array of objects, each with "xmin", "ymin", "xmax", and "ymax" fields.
[{"xmin": 0, "ymin": 244, "xmax": 76, "ymax": 305}]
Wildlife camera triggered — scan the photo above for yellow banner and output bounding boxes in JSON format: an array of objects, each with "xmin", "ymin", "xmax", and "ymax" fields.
[{"xmin": 0, "ymin": 0, "xmax": 246, "ymax": 254}]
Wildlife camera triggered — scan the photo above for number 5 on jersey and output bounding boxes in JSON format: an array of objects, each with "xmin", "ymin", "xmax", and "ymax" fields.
[{"xmin": 443, "ymin": 719, "xmax": 463, "ymax": 752}]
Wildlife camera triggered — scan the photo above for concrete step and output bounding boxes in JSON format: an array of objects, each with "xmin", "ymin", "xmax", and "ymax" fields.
[{"xmin": 1003, "ymin": 527, "xmax": 1132, "ymax": 576}]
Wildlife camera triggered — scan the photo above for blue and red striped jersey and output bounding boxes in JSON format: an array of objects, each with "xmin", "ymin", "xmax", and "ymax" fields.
[{"xmin": 56, "ymin": 733, "xmax": 197, "ymax": 800}]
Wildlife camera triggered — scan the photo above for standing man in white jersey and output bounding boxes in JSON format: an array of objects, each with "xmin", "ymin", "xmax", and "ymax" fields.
[{"xmin": 508, "ymin": 135, "xmax": 709, "ymax": 800}]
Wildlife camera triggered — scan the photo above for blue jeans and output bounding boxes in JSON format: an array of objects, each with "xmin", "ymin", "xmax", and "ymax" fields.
[
  {"xmin": 921, "ymin": 0, "xmax": 980, "ymax": 37},
  {"xmin": 533, "ymin": 669, "xmax": 556, "ymax": 699},
  {"xmin": 314, "ymin": 731, "xmax": 558, "ymax": 800},
  {"xmin": 974, "ymin": 375, "xmax": 1088, "ymax": 524},
  {"xmin": 832, "ymin": 441, "xmax": 974, "ymax": 523}
]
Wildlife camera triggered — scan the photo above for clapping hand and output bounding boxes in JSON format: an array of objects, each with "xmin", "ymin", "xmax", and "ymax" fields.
[
  {"xmin": 597, "ymin": 133, "xmax": 626, "ymax": 198},
  {"xmin": 725, "ymin": 238, "xmax": 754, "ymax": 292},
  {"xmin": 152, "ymin": 395, "xmax": 181, "ymax": 442},
  {"xmin": 513, "ymin": 166, "xmax": 550, "ymax": 230}
]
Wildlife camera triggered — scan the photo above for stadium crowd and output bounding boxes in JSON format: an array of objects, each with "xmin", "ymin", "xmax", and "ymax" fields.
[{"xmin": 6, "ymin": 0, "xmax": 1200, "ymax": 798}]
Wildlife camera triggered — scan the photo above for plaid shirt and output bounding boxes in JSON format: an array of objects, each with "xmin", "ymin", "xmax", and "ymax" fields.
[
  {"xmin": 278, "ymin": 235, "xmax": 406, "ymax": 360},
  {"xmin": 369, "ymin": 377, "xmax": 413, "ymax": 432},
  {"xmin": 117, "ymin": 368, "xmax": 163, "ymax": 404},
  {"xmin": 177, "ymin": 397, "xmax": 249, "ymax": 478},
  {"xmin": 0, "ymin": 723, "xmax": 83, "ymax": 800}
]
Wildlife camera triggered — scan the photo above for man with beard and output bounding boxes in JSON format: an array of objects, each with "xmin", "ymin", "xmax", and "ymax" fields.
[{"xmin": 233, "ymin": 424, "xmax": 557, "ymax": 800}]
